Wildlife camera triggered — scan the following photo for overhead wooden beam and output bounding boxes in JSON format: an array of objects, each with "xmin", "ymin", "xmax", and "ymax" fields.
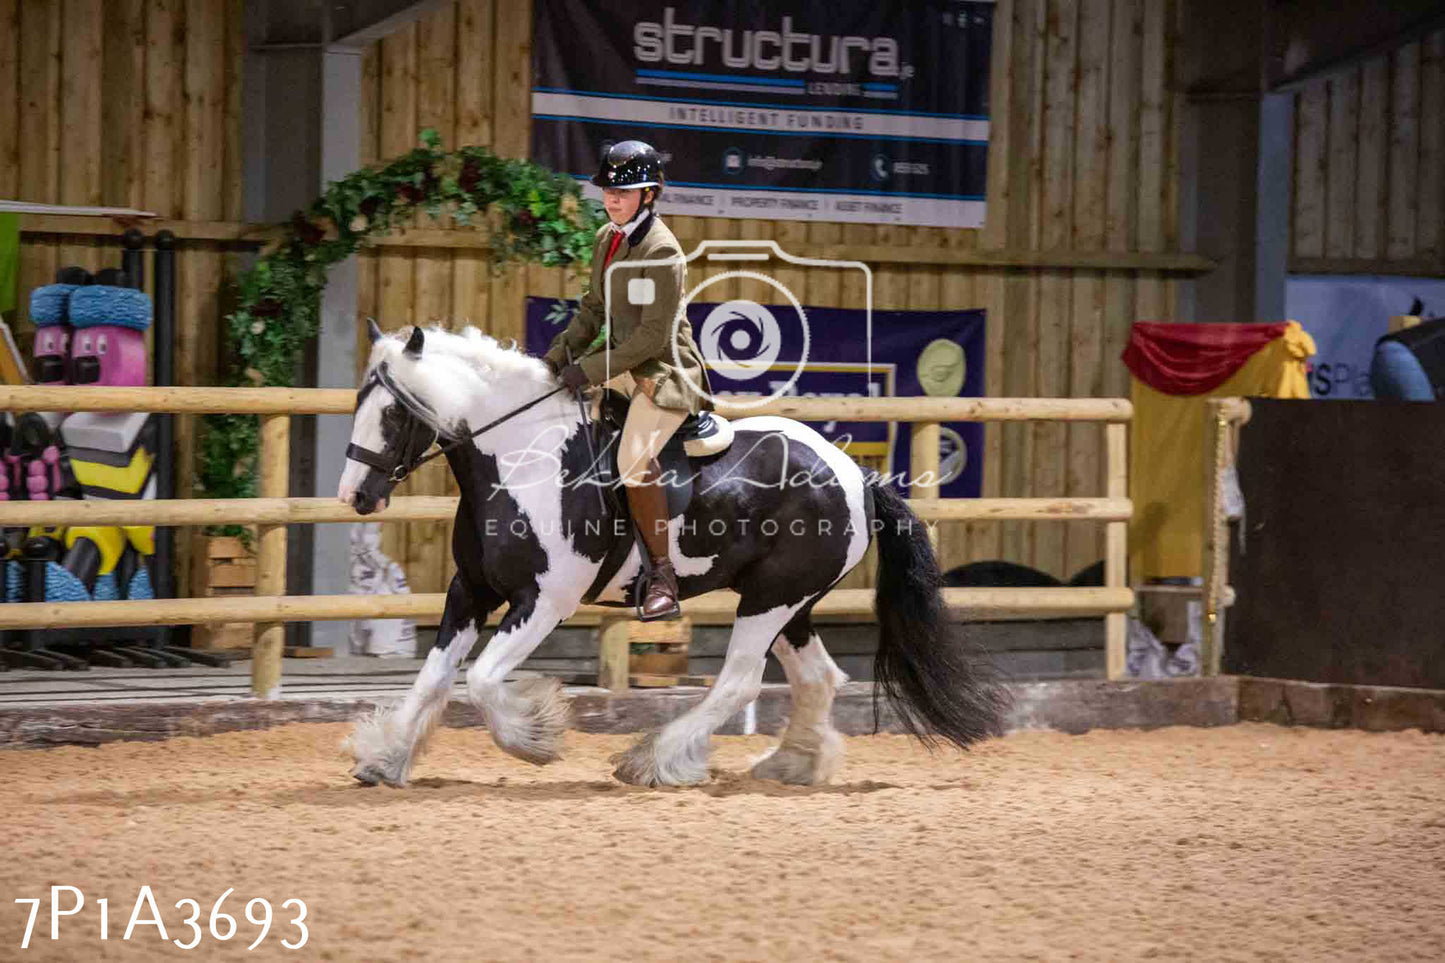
[
  {"xmin": 1265, "ymin": 0, "xmax": 1445, "ymax": 91},
  {"xmin": 1289, "ymin": 256, "xmax": 1445, "ymax": 279},
  {"xmin": 17, "ymin": 213, "xmax": 275, "ymax": 245},
  {"xmin": 17, "ymin": 214, "xmax": 1217, "ymax": 273},
  {"xmin": 329, "ymin": 0, "xmax": 455, "ymax": 49}
]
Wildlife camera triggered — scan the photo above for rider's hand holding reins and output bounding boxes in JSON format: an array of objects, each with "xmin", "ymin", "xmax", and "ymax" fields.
[{"xmin": 559, "ymin": 364, "xmax": 590, "ymax": 391}]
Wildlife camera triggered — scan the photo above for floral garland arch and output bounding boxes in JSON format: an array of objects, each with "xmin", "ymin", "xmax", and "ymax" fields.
[{"xmin": 199, "ymin": 129, "xmax": 605, "ymax": 507}]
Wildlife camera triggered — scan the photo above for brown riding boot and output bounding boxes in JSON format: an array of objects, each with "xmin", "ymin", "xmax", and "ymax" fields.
[{"xmin": 627, "ymin": 459, "xmax": 680, "ymax": 621}]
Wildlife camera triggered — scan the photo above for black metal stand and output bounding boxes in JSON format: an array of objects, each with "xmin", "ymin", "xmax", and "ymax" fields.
[
  {"xmin": 121, "ymin": 228, "xmax": 146, "ymax": 293},
  {"xmin": 151, "ymin": 231, "xmax": 177, "ymax": 651}
]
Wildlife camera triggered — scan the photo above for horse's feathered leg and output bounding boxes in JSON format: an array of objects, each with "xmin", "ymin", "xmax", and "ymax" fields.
[
  {"xmin": 750, "ymin": 621, "xmax": 849, "ymax": 786},
  {"xmin": 465, "ymin": 591, "xmax": 573, "ymax": 765},
  {"xmin": 612, "ymin": 597, "xmax": 810, "ymax": 787},
  {"xmin": 346, "ymin": 575, "xmax": 500, "ymax": 787}
]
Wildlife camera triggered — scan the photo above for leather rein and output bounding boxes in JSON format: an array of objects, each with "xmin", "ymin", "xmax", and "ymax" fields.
[{"xmin": 345, "ymin": 362, "xmax": 570, "ymax": 484}]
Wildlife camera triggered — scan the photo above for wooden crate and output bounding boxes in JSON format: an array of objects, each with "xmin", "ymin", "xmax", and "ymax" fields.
[
  {"xmin": 598, "ymin": 616, "xmax": 693, "ymax": 692},
  {"xmin": 190, "ymin": 534, "xmax": 257, "ymax": 650}
]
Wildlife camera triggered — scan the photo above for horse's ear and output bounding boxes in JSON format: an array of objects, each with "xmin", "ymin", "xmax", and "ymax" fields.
[
  {"xmin": 367, "ymin": 318, "xmax": 383, "ymax": 344},
  {"xmin": 404, "ymin": 326, "xmax": 425, "ymax": 357}
]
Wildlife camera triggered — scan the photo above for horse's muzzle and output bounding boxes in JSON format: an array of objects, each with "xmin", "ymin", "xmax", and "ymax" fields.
[{"xmin": 343, "ymin": 489, "xmax": 389, "ymax": 516}]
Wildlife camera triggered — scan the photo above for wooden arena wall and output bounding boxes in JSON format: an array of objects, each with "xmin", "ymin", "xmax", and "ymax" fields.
[
  {"xmin": 359, "ymin": 0, "xmax": 1194, "ymax": 600},
  {"xmin": 2, "ymin": 0, "xmax": 247, "ymax": 595},
  {"xmin": 4, "ymin": 0, "xmax": 1195, "ymax": 604},
  {"xmin": 1290, "ymin": 29, "xmax": 1445, "ymax": 278}
]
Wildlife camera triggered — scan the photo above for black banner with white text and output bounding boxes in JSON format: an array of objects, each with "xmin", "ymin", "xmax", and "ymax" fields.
[{"xmin": 530, "ymin": 0, "xmax": 993, "ymax": 227}]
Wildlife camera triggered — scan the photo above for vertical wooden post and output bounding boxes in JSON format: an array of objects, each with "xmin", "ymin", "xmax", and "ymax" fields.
[
  {"xmin": 252, "ymin": 414, "xmax": 289, "ymax": 699},
  {"xmin": 1104, "ymin": 422, "xmax": 1128, "ymax": 679},
  {"xmin": 1200, "ymin": 401, "xmax": 1225, "ymax": 676},
  {"xmin": 910, "ymin": 421, "xmax": 942, "ymax": 553},
  {"xmin": 1200, "ymin": 398, "xmax": 1249, "ymax": 676},
  {"xmin": 598, "ymin": 618, "xmax": 630, "ymax": 693}
]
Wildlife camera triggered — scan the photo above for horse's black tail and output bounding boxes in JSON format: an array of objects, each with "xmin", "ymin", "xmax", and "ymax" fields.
[{"xmin": 869, "ymin": 479, "xmax": 1011, "ymax": 749}]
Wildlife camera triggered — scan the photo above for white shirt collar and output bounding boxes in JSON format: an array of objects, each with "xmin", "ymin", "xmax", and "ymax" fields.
[{"xmin": 614, "ymin": 208, "xmax": 652, "ymax": 240}]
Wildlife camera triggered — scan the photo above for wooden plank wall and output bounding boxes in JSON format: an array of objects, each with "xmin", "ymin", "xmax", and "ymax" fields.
[
  {"xmin": 980, "ymin": 0, "xmax": 1185, "ymax": 584},
  {"xmin": 1291, "ymin": 29, "xmax": 1445, "ymax": 275},
  {"xmin": 356, "ymin": 0, "xmax": 1191, "ymax": 602},
  {"xmin": 4, "ymin": 0, "xmax": 246, "ymax": 593}
]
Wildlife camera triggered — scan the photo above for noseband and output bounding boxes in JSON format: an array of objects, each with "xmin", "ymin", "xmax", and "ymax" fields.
[
  {"xmin": 346, "ymin": 362, "xmax": 570, "ymax": 485},
  {"xmin": 345, "ymin": 363, "xmax": 441, "ymax": 484}
]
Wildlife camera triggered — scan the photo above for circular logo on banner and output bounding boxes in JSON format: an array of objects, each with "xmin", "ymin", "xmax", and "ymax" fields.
[
  {"xmin": 917, "ymin": 339, "xmax": 966, "ymax": 396},
  {"xmin": 675, "ymin": 271, "xmax": 810, "ymax": 409},
  {"xmin": 698, "ymin": 300, "xmax": 784, "ymax": 382},
  {"xmin": 938, "ymin": 426, "xmax": 968, "ymax": 487}
]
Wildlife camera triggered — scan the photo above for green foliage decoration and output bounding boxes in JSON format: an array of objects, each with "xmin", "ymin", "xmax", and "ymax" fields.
[{"xmin": 197, "ymin": 129, "xmax": 605, "ymax": 532}]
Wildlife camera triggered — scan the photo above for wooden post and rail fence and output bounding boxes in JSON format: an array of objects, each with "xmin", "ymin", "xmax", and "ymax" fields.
[
  {"xmin": 1201, "ymin": 397, "xmax": 1251, "ymax": 677},
  {"xmin": 0, "ymin": 385, "xmax": 1136, "ymax": 697}
]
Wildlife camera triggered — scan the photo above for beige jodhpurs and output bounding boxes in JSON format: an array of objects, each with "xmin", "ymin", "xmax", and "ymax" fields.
[{"xmin": 596, "ymin": 372, "xmax": 687, "ymax": 486}]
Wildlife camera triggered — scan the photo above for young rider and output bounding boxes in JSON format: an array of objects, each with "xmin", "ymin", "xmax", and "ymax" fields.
[{"xmin": 543, "ymin": 140, "xmax": 713, "ymax": 620}]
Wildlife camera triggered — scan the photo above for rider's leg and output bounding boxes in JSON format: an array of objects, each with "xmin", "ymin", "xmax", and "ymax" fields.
[{"xmin": 619, "ymin": 388, "xmax": 687, "ymax": 620}]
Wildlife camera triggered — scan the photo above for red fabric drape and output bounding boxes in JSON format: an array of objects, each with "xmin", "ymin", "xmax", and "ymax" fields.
[{"xmin": 1122, "ymin": 321, "xmax": 1290, "ymax": 396}]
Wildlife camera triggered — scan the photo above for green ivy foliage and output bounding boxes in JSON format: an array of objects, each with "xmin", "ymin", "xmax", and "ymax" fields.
[{"xmin": 197, "ymin": 129, "xmax": 605, "ymax": 528}]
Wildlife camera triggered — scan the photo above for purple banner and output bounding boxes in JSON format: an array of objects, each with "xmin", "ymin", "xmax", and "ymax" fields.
[{"xmin": 526, "ymin": 296, "xmax": 985, "ymax": 497}]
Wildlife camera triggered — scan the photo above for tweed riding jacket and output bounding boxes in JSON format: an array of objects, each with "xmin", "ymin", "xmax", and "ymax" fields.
[{"xmin": 543, "ymin": 213, "xmax": 714, "ymax": 415}]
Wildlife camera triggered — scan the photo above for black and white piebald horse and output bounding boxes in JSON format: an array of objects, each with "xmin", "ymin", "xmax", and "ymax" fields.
[{"xmin": 337, "ymin": 323, "xmax": 1007, "ymax": 788}]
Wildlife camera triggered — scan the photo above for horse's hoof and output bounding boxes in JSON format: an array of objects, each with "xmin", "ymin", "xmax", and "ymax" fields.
[
  {"xmin": 750, "ymin": 746, "xmax": 822, "ymax": 785},
  {"xmin": 486, "ymin": 677, "xmax": 569, "ymax": 766},
  {"xmin": 610, "ymin": 732, "xmax": 662, "ymax": 786},
  {"xmin": 351, "ymin": 763, "xmax": 404, "ymax": 788},
  {"xmin": 610, "ymin": 757, "xmax": 657, "ymax": 787},
  {"xmin": 750, "ymin": 733, "xmax": 844, "ymax": 786},
  {"xmin": 610, "ymin": 731, "xmax": 708, "ymax": 787},
  {"xmin": 496, "ymin": 740, "xmax": 561, "ymax": 767}
]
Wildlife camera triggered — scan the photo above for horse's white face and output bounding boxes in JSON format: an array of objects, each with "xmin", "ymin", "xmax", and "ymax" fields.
[
  {"xmin": 338, "ymin": 383, "xmax": 390, "ymax": 513},
  {"xmin": 340, "ymin": 326, "xmax": 438, "ymax": 515},
  {"xmin": 340, "ymin": 321, "xmax": 575, "ymax": 515}
]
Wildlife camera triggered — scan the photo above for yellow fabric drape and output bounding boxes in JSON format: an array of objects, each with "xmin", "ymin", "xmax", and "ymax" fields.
[{"xmin": 1128, "ymin": 322, "xmax": 1315, "ymax": 580}]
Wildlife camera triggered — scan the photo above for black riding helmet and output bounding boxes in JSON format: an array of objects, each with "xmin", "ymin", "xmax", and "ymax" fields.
[{"xmin": 592, "ymin": 140, "xmax": 664, "ymax": 192}]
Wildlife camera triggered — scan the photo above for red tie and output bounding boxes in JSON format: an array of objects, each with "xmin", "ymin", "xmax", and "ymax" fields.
[{"xmin": 602, "ymin": 229, "xmax": 624, "ymax": 268}]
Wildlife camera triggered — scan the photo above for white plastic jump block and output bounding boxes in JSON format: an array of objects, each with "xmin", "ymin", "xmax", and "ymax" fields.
[{"xmin": 60, "ymin": 410, "xmax": 149, "ymax": 454}]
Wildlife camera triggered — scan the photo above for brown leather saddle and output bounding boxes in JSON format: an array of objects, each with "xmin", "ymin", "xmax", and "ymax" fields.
[{"xmin": 578, "ymin": 389, "xmax": 729, "ymax": 608}]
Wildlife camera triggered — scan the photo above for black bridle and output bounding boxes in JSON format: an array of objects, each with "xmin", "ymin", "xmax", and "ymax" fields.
[{"xmin": 346, "ymin": 362, "xmax": 570, "ymax": 484}]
